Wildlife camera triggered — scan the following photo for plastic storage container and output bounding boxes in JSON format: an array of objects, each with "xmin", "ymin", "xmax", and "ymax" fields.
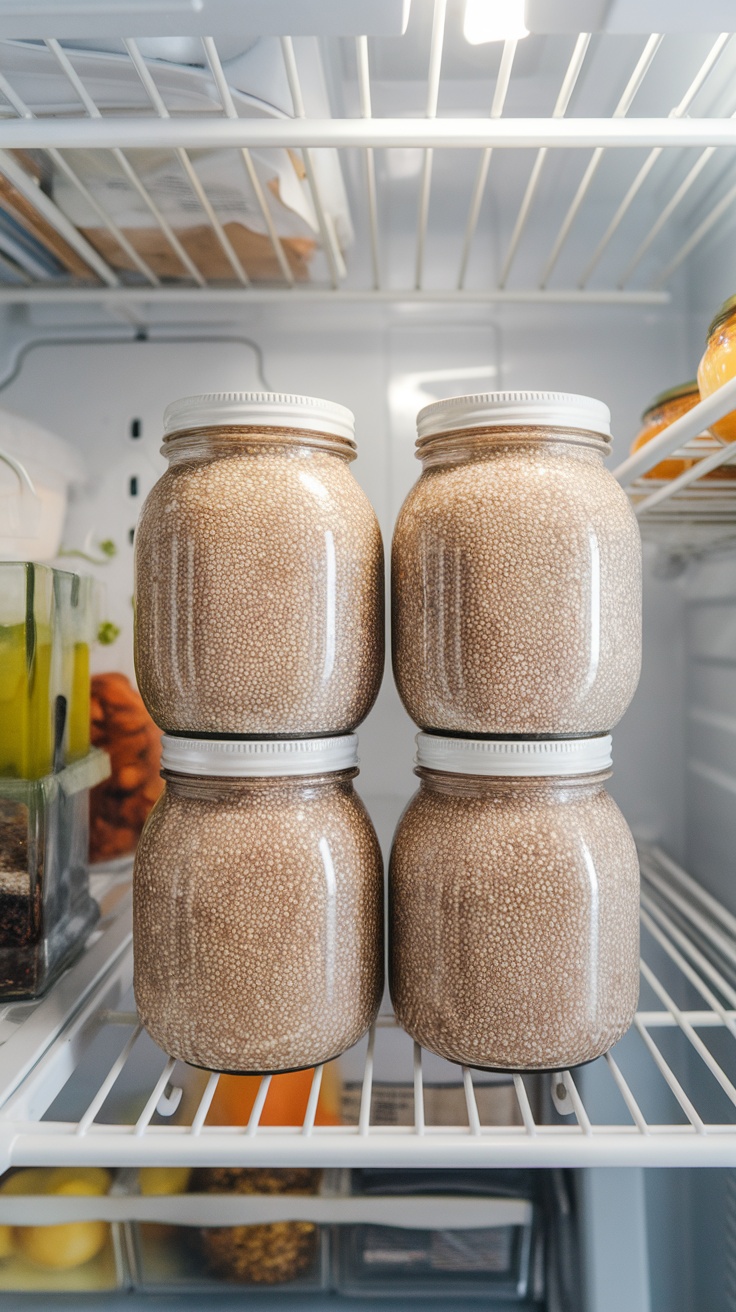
[
  {"xmin": 389, "ymin": 734, "xmax": 639, "ymax": 1072},
  {"xmin": 0, "ymin": 1167, "xmax": 126, "ymax": 1295},
  {"xmin": 128, "ymin": 1169, "xmax": 329, "ymax": 1294},
  {"xmin": 697, "ymin": 295, "xmax": 736, "ymax": 441},
  {"xmin": 130, "ymin": 1222, "xmax": 329, "ymax": 1295},
  {"xmin": 0, "ymin": 749, "xmax": 110, "ymax": 998},
  {"xmin": 334, "ymin": 1168, "xmax": 536, "ymax": 1302},
  {"xmin": 392, "ymin": 391, "xmax": 642, "ymax": 736},
  {"xmin": 0, "ymin": 410, "xmax": 86, "ymax": 563},
  {"xmin": 630, "ymin": 382, "xmax": 736, "ymax": 482},
  {"xmin": 336, "ymin": 1222, "xmax": 532, "ymax": 1300},
  {"xmin": 133, "ymin": 734, "xmax": 383, "ymax": 1073},
  {"xmin": 134, "ymin": 392, "xmax": 384, "ymax": 736}
]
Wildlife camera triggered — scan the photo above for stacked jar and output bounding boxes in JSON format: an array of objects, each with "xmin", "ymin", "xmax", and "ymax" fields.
[
  {"xmin": 132, "ymin": 393, "xmax": 385, "ymax": 1074},
  {"xmin": 390, "ymin": 392, "xmax": 643, "ymax": 1071}
]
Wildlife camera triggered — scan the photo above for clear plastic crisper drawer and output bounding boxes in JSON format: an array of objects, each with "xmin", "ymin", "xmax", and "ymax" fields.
[
  {"xmin": 333, "ymin": 1169, "xmax": 536, "ymax": 1301},
  {"xmin": 126, "ymin": 1167, "xmax": 333, "ymax": 1294}
]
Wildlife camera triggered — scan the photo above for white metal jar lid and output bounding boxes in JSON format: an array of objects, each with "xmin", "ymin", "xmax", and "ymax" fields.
[
  {"xmin": 161, "ymin": 734, "xmax": 359, "ymax": 777},
  {"xmin": 416, "ymin": 391, "xmax": 611, "ymax": 441},
  {"xmin": 163, "ymin": 392, "xmax": 356, "ymax": 444},
  {"xmin": 415, "ymin": 733, "xmax": 613, "ymax": 777}
]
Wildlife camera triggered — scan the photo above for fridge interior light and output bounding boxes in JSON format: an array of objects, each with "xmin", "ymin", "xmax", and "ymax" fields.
[{"xmin": 463, "ymin": 0, "xmax": 529, "ymax": 45}]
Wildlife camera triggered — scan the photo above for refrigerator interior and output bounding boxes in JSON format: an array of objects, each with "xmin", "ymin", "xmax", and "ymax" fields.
[{"xmin": 2, "ymin": 3, "xmax": 736, "ymax": 1308}]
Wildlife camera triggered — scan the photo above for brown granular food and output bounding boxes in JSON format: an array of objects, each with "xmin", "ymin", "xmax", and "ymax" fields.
[
  {"xmin": 0, "ymin": 800, "xmax": 41, "ymax": 992},
  {"xmin": 390, "ymin": 770, "xmax": 640, "ymax": 1071},
  {"xmin": 198, "ymin": 1221, "xmax": 318, "ymax": 1284},
  {"xmin": 134, "ymin": 771, "xmax": 383, "ymax": 1073},
  {"xmin": 0, "ymin": 887, "xmax": 38, "ymax": 948},
  {"xmin": 194, "ymin": 1168, "xmax": 320, "ymax": 1195},
  {"xmin": 0, "ymin": 800, "xmax": 29, "ymax": 877},
  {"xmin": 392, "ymin": 427, "xmax": 641, "ymax": 735},
  {"xmin": 134, "ymin": 431, "xmax": 384, "ymax": 737},
  {"xmin": 0, "ymin": 800, "xmax": 38, "ymax": 948},
  {"xmin": 193, "ymin": 1167, "xmax": 320, "ymax": 1285}
]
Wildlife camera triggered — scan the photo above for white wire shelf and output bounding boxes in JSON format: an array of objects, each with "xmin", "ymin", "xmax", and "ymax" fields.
[
  {"xmin": 0, "ymin": 13, "xmax": 734, "ymax": 302},
  {"xmin": 2, "ymin": 845, "xmax": 736, "ymax": 1172},
  {"xmin": 614, "ymin": 375, "xmax": 736, "ymax": 553}
]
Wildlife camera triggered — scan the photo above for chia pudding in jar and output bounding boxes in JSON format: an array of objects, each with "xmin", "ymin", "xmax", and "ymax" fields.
[
  {"xmin": 134, "ymin": 735, "xmax": 383, "ymax": 1074},
  {"xmin": 389, "ymin": 734, "xmax": 639, "ymax": 1072},
  {"xmin": 392, "ymin": 391, "xmax": 641, "ymax": 736},
  {"xmin": 134, "ymin": 392, "xmax": 384, "ymax": 736}
]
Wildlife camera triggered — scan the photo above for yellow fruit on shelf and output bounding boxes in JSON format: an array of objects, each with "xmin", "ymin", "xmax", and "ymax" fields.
[
  {"xmin": 14, "ymin": 1218, "xmax": 108, "ymax": 1272},
  {"xmin": 0, "ymin": 1225, "xmax": 13, "ymax": 1260},
  {"xmin": 0, "ymin": 1170, "xmax": 50, "ymax": 1197},
  {"xmin": 0, "ymin": 1165, "xmax": 112, "ymax": 1270},
  {"xmin": 47, "ymin": 1168, "xmax": 110, "ymax": 1196},
  {"xmin": 139, "ymin": 1167, "xmax": 191, "ymax": 1196}
]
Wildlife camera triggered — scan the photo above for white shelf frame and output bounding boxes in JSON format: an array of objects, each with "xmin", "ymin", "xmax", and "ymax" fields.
[
  {"xmin": 0, "ymin": 14, "xmax": 734, "ymax": 303},
  {"xmin": 2, "ymin": 847, "xmax": 736, "ymax": 1173},
  {"xmin": 611, "ymin": 373, "xmax": 736, "ymax": 550},
  {"xmin": 0, "ymin": 1187, "xmax": 534, "ymax": 1229},
  {"xmin": 0, "ymin": 286, "xmax": 669, "ymax": 305},
  {"xmin": 2, "ymin": 115, "xmax": 736, "ymax": 154}
]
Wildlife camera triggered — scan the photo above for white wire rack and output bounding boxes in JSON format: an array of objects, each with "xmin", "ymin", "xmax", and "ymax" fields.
[
  {"xmin": 614, "ymin": 374, "xmax": 736, "ymax": 551},
  {"xmin": 0, "ymin": 11, "xmax": 734, "ymax": 302},
  {"xmin": 2, "ymin": 846, "xmax": 736, "ymax": 1173}
]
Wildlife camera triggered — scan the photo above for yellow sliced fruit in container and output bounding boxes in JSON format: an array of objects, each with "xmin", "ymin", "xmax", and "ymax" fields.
[
  {"xmin": 0, "ymin": 1166, "xmax": 111, "ymax": 1270},
  {"xmin": 0, "ymin": 1169, "xmax": 50, "ymax": 1197}
]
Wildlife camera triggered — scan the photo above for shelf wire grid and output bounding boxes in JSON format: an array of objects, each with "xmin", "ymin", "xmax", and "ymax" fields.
[
  {"xmin": 614, "ymin": 373, "xmax": 736, "ymax": 550},
  {"xmin": 2, "ymin": 847, "xmax": 736, "ymax": 1171},
  {"xmin": 0, "ymin": 15, "xmax": 734, "ymax": 302}
]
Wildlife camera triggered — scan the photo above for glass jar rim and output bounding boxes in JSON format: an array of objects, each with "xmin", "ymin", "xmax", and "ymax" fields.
[
  {"xmin": 415, "ymin": 424, "xmax": 611, "ymax": 465},
  {"xmin": 641, "ymin": 381, "xmax": 699, "ymax": 420},
  {"xmin": 164, "ymin": 766, "xmax": 359, "ymax": 788},
  {"xmin": 161, "ymin": 733, "xmax": 359, "ymax": 778},
  {"xmin": 415, "ymin": 765, "xmax": 612, "ymax": 790},
  {"xmin": 414, "ymin": 732, "xmax": 613, "ymax": 777},
  {"xmin": 162, "ymin": 424, "xmax": 357, "ymax": 460},
  {"xmin": 707, "ymin": 295, "xmax": 736, "ymax": 340}
]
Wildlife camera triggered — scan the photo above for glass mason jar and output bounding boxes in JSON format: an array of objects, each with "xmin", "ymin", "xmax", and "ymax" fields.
[
  {"xmin": 390, "ymin": 734, "xmax": 639, "ymax": 1072},
  {"xmin": 134, "ymin": 735, "xmax": 383, "ymax": 1073},
  {"xmin": 134, "ymin": 392, "xmax": 384, "ymax": 736},
  {"xmin": 392, "ymin": 392, "xmax": 642, "ymax": 736},
  {"xmin": 631, "ymin": 381, "xmax": 736, "ymax": 484},
  {"xmin": 698, "ymin": 296, "xmax": 736, "ymax": 442}
]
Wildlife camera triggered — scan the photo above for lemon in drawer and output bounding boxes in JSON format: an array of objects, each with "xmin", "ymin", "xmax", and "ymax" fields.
[{"xmin": 0, "ymin": 1167, "xmax": 111, "ymax": 1272}]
